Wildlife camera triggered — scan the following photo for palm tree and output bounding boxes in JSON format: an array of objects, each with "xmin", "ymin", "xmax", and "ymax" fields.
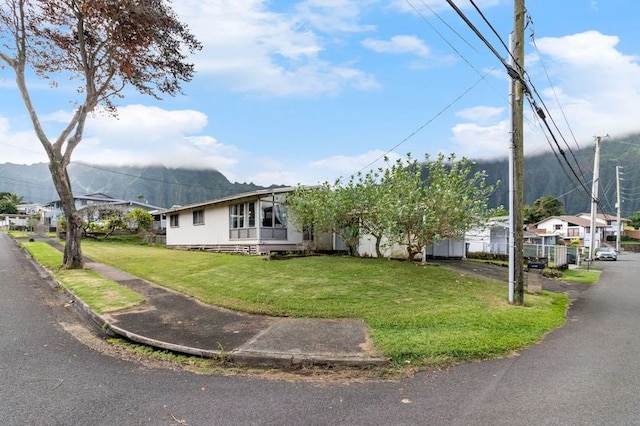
[{"xmin": 2, "ymin": 193, "xmax": 25, "ymax": 204}]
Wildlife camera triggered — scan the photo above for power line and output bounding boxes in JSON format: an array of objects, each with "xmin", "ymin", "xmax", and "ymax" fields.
[
  {"xmin": 412, "ymin": 0, "xmax": 478, "ymax": 52},
  {"xmin": 467, "ymin": 0, "xmax": 511, "ymax": 57},
  {"xmin": 355, "ymin": 73, "xmax": 491, "ymax": 174},
  {"xmin": 527, "ymin": 16, "xmax": 582, "ymax": 153},
  {"xmin": 440, "ymin": 1, "xmax": 592, "ymax": 201}
]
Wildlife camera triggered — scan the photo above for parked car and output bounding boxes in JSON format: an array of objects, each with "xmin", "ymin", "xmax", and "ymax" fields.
[{"xmin": 595, "ymin": 247, "xmax": 617, "ymax": 261}]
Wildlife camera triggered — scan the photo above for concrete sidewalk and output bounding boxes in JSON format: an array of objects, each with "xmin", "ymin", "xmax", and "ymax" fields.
[{"xmin": 34, "ymin": 240, "xmax": 385, "ymax": 367}]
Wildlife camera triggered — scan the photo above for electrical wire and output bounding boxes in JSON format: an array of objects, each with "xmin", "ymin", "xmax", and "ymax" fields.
[
  {"xmin": 527, "ymin": 15, "xmax": 582, "ymax": 152},
  {"xmin": 356, "ymin": 73, "xmax": 491, "ymax": 174},
  {"xmin": 441, "ymin": 1, "xmax": 594, "ymax": 202},
  {"xmin": 413, "ymin": 0, "xmax": 478, "ymax": 52}
]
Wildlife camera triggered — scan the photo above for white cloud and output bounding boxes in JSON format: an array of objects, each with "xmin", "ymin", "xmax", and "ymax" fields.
[
  {"xmin": 310, "ymin": 150, "xmax": 401, "ymax": 175},
  {"xmin": 173, "ymin": 0, "xmax": 380, "ymax": 96},
  {"xmin": 362, "ymin": 35, "xmax": 430, "ymax": 57},
  {"xmin": 0, "ymin": 116, "xmax": 49, "ymax": 164},
  {"xmin": 450, "ymin": 120, "xmax": 510, "ymax": 160},
  {"xmin": 84, "ymin": 105, "xmax": 208, "ymax": 145},
  {"xmin": 456, "ymin": 106, "xmax": 505, "ymax": 123},
  {"xmin": 45, "ymin": 104, "xmax": 244, "ymax": 177},
  {"xmin": 295, "ymin": 0, "xmax": 377, "ymax": 33},
  {"xmin": 531, "ymin": 31, "xmax": 640, "ymax": 141},
  {"xmin": 449, "ymin": 30, "xmax": 640, "ymax": 160}
]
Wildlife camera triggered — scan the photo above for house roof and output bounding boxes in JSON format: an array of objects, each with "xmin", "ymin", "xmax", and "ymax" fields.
[
  {"xmin": 47, "ymin": 193, "xmax": 163, "ymax": 210},
  {"xmin": 45, "ymin": 193, "xmax": 119, "ymax": 205},
  {"xmin": 163, "ymin": 186, "xmax": 296, "ymax": 214},
  {"xmin": 536, "ymin": 215, "xmax": 601, "ymax": 228},
  {"xmin": 576, "ymin": 212, "xmax": 629, "ymax": 222}
]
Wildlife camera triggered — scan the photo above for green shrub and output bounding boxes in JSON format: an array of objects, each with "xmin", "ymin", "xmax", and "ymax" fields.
[{"xmin": 542, "ymin": 268, "xmax": 563, "ymax": 279}]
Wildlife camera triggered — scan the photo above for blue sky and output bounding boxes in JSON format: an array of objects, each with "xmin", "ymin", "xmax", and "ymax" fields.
[{"xmin": 2, "ymin": 0, "xmax": 640, "ymax": 187}]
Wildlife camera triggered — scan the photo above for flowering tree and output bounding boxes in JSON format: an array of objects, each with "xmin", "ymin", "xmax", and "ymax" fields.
[
  {"xmin": 0, "ymin": 0, "xmax": 201, "ymax": 268},
  {"xmin": 288, "ymin": 153, "xmax": 496, "ymax": 260},
  {"xmin": 287, "ymin": 181, "xmax": 361, "ymax": 256},
  {"xmin": 381, "ymin": 153, "xmax": 496, "ymax": 261}
]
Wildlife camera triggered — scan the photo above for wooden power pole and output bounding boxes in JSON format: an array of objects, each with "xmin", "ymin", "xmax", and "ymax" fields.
[{"xmin": 511, "ymin": 0, "xmax": 526, "ymax": 305}]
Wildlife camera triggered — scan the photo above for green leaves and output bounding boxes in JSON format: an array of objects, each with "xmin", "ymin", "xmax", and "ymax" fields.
[{"xmin": 288, "ymin": 153, "xmax": 496, "ymax": 259}]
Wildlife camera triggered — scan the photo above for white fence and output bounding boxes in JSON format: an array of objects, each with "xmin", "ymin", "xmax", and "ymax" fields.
[
  {"xmin": 523, "ymin": 244, "xmax": 568, "ymax": 267},
  {"xmin": 475, "ymin": 243, "xmax": 570, "ymax": 268}
]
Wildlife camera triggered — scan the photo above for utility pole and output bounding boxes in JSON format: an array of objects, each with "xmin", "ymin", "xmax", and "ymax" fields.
[
  {"xmin": 616, "ymin": 166, "xmax": 622, "ymax": 253},
  {"xmin": 511, "ymin": 0, "xmax": 525, "ymax": 305},
  {"xmin": 588, "ymin": 136, "xmax": 604, "ymax": 258}
]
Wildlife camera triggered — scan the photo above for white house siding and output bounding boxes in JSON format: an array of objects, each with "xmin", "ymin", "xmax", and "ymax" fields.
[
  {"xmin": 425, "ymin": 239, "xmax": 465, "ymax": 258},
  {"xmin": 166, "ymin": 206, "xmax": 229, "ymax": 246},
  {"xmin": 166, "ymin": 201, "xmax": 305, "ymax": 253},
  {"xmin": 489, "ymin": 226, "xmax": 508, "ymax": 254},
  {"xmin": 465, "ymin": 217, "xmax": 509, "ymax": 255},
  {"xmin": 536, "ymin": 217, "xmax": 568, "ymax": 235},
  {"xmin": 465, "ymin": 226, "xmax": 490, "ymax": 253},
  {"xmin": 358, "ymin": 234, "xmax": 464, "ymax": 259},
  {"xmin": 358, "ymin": 235, "xmax": 408, "ymax": 259}
]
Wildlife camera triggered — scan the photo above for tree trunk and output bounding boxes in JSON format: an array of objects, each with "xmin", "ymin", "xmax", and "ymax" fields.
[
  {"xmin": 406, "ymin": 245, "xmax": 420, "ymax": 262},
  {"xmin": 375, "ymin": 235, "xmax": 383, "ymax": 259},
  {"xmin": 63, "ymin": 210, "xmax": 84, "ymax": 268},
  {"xmin": 49, "ymin": 161, "xmax": 84, "ymax": 269}
]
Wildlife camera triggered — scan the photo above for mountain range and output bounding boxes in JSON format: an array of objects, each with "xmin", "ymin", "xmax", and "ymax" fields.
[
  {"xmin": 1, "ymin": 133, "xmax": 639, "ymax": 215},
  {"xmin": 0, "ymin": 162, "xmax": 270, "ymax": 208}
]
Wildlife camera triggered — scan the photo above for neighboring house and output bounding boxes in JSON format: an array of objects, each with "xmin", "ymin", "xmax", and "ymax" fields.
[
  {"xmin": 15, "ymin": 203, "xmax": 51, "ymax": 231},
  {"xmin": 17, "ymin": 203, "xmax": 49, "ymax": 216},
  {"xmin": 165, "ymin": 187, "xmax": 347, "ymax": 255},
  {"xmin": 465, "ymin": 217, "xmax": 547, "ymax": 254},
  {"xmin": 46, "ymin": 193, "xmax": 163, "ymax": 229},
  {"xmin": 532, "ymin": 215, "xmax": 607, "ymax": 247},
  {"xmin": 465, "ymin": 216, "xmax": 509, "ymax": 254},
  {"xmin": 576, "ymin": 212, "xmax": 628, "ymax": 241},
  {"xmin": 0, "ymin": 213, "xmax": 29, "ymax": 230}
]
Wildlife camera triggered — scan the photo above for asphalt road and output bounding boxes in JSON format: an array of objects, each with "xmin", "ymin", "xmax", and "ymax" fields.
[{"xmin": 2, "ymin": 232, "xmax": 640, "ymax": 425}]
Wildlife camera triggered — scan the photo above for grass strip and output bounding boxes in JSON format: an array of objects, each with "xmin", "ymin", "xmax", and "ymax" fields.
[
  {"xmin": 22, "ymin": 241, "xmax": 145, "ymax": 314},
  {"xmin": 561, "ymin": 268, "xmax": 601, "ymax": 285}
]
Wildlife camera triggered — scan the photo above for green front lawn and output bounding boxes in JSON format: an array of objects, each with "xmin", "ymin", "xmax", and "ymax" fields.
[{"xmin": 81, "ymin": 239, "xmax": 569, "ymax": 367}]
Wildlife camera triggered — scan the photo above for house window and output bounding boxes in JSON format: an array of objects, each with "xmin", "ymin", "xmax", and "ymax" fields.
[
  {"xmin": 193, "ymin": 210, "xmax": 204, "ymax": 225},
  {"xmin": 261, "ymin": 194, "xmax": 286, "ymax": 228},
  {"xmin": 554, "ymin": 224, "xmax": 562, "ymax": 230},
  {"xmin": 567, "ymin": 228, "xmax": 580, "ymax": 237},
  {"xmin": 260, "ymin": 193, "xmax": 287, "ymax": 239},
  {"xmin": 170, "ymin": 214, "xmax": 179, "ymax": 227},
  {"xmin": 229, "ymin": 202, "xmax": 257, "ymax": 239},
  {"xmin": 230, "ymin": 202, "xmax": 255, "ymax": 229}
]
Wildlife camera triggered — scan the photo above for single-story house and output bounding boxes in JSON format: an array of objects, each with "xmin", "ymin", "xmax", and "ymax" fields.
[{"xmin": 164, "ymin": 187, "xmax": 347, "ymax": 255}]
